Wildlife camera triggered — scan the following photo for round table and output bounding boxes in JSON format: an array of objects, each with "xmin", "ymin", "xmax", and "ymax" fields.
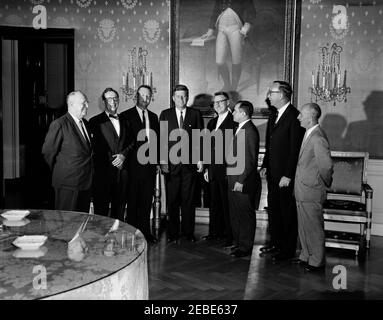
[{"xmin": 0, "ymin": 210, "xmax": 148, "ymax": 300}]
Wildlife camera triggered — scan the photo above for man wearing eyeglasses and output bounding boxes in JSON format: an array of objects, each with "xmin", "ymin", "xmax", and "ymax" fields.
[
  {"xmin": 202, "ymin": 92, "xmax": 235, "ymax": 248},
  {"xmin": 259, "ymin": 81, "xmax": 305, "ymax": 261},
  {"xmin": 42, "ymin": 90, "xmax": 94, "ymax": 212},
  {"xmin": 89, "ymin": 88, "xmax": 133, "ymax": 221}
]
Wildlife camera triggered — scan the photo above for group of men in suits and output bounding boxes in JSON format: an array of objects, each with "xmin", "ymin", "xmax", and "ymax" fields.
[
  {"xmin": 42, "ymin": 81, "xmax": 333, "ymax": 266},
  {"xmin": 260, "ymin": 81, "xmax": 333, "ymax": 272}
]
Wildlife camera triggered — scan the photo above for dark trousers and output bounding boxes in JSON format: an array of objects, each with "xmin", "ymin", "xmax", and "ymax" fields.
[
  {"xmin": 166, "ymin": 166, "xmax": 197, "ymax": 239},
  {"xmin": 267, "ymin": 181, "xmax": 298, "ymax": 256},
  {"xmin": 126, "ymin": 174, "xmax": 156, "ymax": 237},
  {"xmin": 209, "ymin": 177, "xmax": 232, "ymax": 241},
  {"xmin": 93, "ymin": 169, "xmax": 128, "ymax": 221},
  {"xmin": 54, "ymin": 187, "xmax": 91, "ymax": 213},
  {"xmin": 227, "ymin": 189, "xmax": 256, "ymax": 253}
]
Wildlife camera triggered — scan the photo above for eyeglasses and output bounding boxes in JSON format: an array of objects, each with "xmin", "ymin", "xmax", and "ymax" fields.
[
  {"xmin": 267, "ymin": 90, "xmax": 280, "ymax": 96},
  {"xmin": 106, "ymin": 97, "xmax": 119, "ymax": 102},
  {"xmin": 213, "ymin": 99, "xmax": 228, "ymax": 106}
]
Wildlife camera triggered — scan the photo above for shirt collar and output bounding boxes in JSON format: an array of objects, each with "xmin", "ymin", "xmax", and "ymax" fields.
[
  {"xmin": 237, "ymin": 119, "xmax": 251, "ymax": 131},
  {"xmin": 135, "ymin": 106, "xmax": 147, "ymax": 115},
  {"xmin": 69, "ymin": 112, "xmax": 81, "ymax": 124},
  {"xmin": 305, "ymin": 124, "xmax": 319, "ymax": 139},
  {"xmin": 218, "ymin": 110, "xmax": 229, "ymax": 120},
  {"xmin": 276, "ymin": 101, "xmax": 290, "ymax": 118},
  {"xmin": 105, "ymin": 111, "xmax": 118, "ymax": 118},
  {"xmin": 175, "ymin": 107, "xmax": 187, "ymax": 116}
]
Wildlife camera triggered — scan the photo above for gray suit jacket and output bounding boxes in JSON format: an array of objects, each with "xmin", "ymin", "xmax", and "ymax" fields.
[{"xmin": 294, "ymin": 125, "xmax": 333, "ymax": 203}]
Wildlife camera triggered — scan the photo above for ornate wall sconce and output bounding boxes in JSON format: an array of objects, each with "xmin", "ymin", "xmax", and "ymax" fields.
[
  {"xmin": 310, "ymin": 43, "xmax": 350, "ymax": 106},
  {"xmin": 120, "ymin": 47, "xmax": 157, "ymax": 101}
]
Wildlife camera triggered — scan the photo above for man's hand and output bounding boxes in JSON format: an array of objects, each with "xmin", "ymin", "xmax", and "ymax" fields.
[
  {"xmin": 160, "ymin": 164, "xmax": 169, "ymax": 174},
  {"xmin": 279, "ymin": 176, "xmax": 291, "ymax": 188},
  {"xmin": 203, "ymin": 170, "xmax": 209, "ymax": 183},
  {"xmin": 112, "ymin": 154, "xmax": 125, "ymax": 170},
  {"xmin": 201, "ymin": 28, "xmax": 214, "ymax": 39},
  {"xmin": 197, "ymin": 161, "xmax": 203, "ymax": 173},
  {"xmin": 259, "ymin": 167, "xmax": 267, "ymax": 179},
  {"xmin": 233, "ymin": 182, "xmax": 243, "ymax": 192}
]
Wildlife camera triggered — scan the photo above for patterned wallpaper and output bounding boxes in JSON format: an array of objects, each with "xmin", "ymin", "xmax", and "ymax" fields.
[
  {"xmin": 298, "ymin": 0, "xmax": 383, "ymax": 158},
  {"xmin": 0, "ymin": 0, "xmax": 170, "ymax": 117}
]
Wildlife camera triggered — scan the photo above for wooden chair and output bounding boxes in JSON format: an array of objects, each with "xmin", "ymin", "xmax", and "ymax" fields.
[{"xmin": 323, "ymin": 151, "xmax": 373, "ymax": 261}]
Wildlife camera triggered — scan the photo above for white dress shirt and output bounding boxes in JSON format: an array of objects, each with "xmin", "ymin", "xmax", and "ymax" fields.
[
  {"xmin": 69, "ymin": 112, "xmax": 91, "ymax": 142},
  {"xmin": 275, "ymin": 101, "xmax": 290, "ymax": 123},
  {"xmin": 303, "ymin": 124, "xmax": 319, "ymax": 143},
  {"xmin": 136, "ymin": 106, "xmax": 150, "ymax": 141},
  {"xmin": 235, "ymin": 119, "xmax": 251, "ymax": 135},
  {"xmin": 105, "ymin": 111, "xmax": 120, "ymax": 137},
  {"xmin": 175, "ymin": 107, "xmax": 187, "ymax": 128},
  {"xmin": 215, "ymin": 111, "xmax": 229, "ymax": 131}
]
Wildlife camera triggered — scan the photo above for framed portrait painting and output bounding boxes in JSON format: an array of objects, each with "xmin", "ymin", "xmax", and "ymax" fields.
[{"xmin": 170, "ymin": 0, "xmax": 301, "ymax": 122}]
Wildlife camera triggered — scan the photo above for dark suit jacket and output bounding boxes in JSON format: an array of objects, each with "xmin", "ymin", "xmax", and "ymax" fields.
[
  {"xmin": 42, "ymin": 113, "xmax": 93, "ymax": 191},
  {"xmin": 120, "ymin": 107, "xmax": 160, "ymax": 178},
  {"xmin": 89, "ymin": 112, "xmax": 132, "ymax": 181},
  {"xmin": 206, "ymin": 112, "xmax": 235, "ymax": 180},
  {"xmin": 262, "ymin": 104, "xmax": 305, "ymax": 185},
  {"xmin": 227, "ymin": 120, "xmax": 260, "ymax": 196},
  {"xmin": 159, "ymin": 107, "xmax": 204, "ymax": 174}
]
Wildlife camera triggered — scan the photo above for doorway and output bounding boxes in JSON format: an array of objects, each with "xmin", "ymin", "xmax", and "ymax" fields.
[{"xmin": 0, "ymin": 27, "xmax": 74, "ymax": 209}]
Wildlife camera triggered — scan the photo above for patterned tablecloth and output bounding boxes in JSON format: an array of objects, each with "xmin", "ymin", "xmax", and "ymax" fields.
[{"xmin": 0, "ymin": 210, "xmax": 148, "ymax": 300}]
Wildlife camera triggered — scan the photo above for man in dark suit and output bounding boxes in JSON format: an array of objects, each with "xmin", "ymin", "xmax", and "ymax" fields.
[
  {"xmin": 89, "ymin": 87, "xmax": 132, "ymax": 221},
  {"xmin": 120, "ymin": 85, "xmax": 160, "ymax": 244},
  {"xmin": 42, "ymin": 90, "xmax": 93, "ymax": 212},
  {"xmin": 202, "ymin": 91, "xmax": 235, "ymax": 247},
  {"xmin": 227, "ymin": 100, "xmax": 260, "ymax": 258},
  {"xmin": 260, "ymin": 81, "xmax": 305, "ymax": 260},
  {"xmin": 294, "ymin": 103, "xmax": 333, "ymax": 272},
  {"xmin": 159, "ymin": 84, "xmax": 204, "ymax": 243}
]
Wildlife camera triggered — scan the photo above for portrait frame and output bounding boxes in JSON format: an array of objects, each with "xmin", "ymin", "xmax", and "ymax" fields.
[{"xmin": 170, "ymin": 0, "xmax": 302, "ymax": 122}]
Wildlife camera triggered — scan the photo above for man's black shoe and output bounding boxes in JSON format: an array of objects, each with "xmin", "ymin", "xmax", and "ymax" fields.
[
  {"xmin": 201, "ymin": 234, "xmax": 217, "ymax": 241},
  {"xmin": 260, "ymin": 246, "xmax": 279, "ymax": 254},
  {"xmin": 305, "ymin": 264, "xmax": 325, "ymax": 272},
  {"xmin": 291, "ymin": 258, "xmax": 307, "ymax": 266},
  {"xmin": 167, "ymin": 236, "xmax": 178, "ymax": 243},
  {"xmin": 186, "ymin": 235, "xmax": 196, "ymax": 242}
]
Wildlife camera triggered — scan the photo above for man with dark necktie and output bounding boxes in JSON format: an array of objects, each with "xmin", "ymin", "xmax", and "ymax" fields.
[
  {"xmin": 120, "ymin": 85, "xmax": 160, "ymax": 244},
  {"xmin": 259, "ymin": 81, "xmax": 305, "ymax": 260},
  {"xmin": 89, "ymin": 88, "xmax": 132, "ymax": 221},
  {"xmin": 159, "ymin": 84, "xmax": 204, "ymax": 243},
  {"xmin": 202, "ymin": 91, "xmax": 235, "ymax": 247},
  {"xmin": 42, "ymin": 90, "xmax": 94, "ymax": 212}
]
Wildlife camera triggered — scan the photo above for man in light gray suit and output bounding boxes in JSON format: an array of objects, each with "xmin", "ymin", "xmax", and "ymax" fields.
[{"xmin": 294, "ymin": 103, "xmax": 333, "ymax": 272}]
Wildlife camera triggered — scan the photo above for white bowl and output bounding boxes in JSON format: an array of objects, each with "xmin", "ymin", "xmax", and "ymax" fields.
[
  {"xmin": 3, "ymin": 218, "xmax": 30, "ymax": 227},
  {"xmin": 1, "ymin": 210, "xmax": 30, "ymax": 221},
  {"xmin": 12, "ymin": 235, "xmax": 47, "ymax": 251},
  {"xmin": 13, "ymin": 246, "xmax": 48, "ymax": 258}
]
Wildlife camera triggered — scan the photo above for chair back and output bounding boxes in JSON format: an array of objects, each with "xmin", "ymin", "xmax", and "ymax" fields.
[{"xmin": 327, "ymin": 151, "xmax": 369, "ymax": 196}]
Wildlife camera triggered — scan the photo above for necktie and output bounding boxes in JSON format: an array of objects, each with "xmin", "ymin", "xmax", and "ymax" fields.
[
  {"xmin": 274, "ymin": 110, "xmax": 279, "ymax": 123},
  {"xmin": 109, "ymin": 113, "xmax": 118, "ymax": 120},
  {"xmin": 179, "ymin": 110, "xmax": 184, "ymax": 129},
  {"xmin": 79, "ymin": 120, "xmax": 91, "ymax": 148},
  {"xmin": 142, "ymin": 109, "xmax": 146, "ymax": 126}
]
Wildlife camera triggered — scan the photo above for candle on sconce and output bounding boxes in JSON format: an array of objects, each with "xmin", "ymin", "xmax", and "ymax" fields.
[
  {"xmin": 322, "ymin": 75, "xmax": 325, "ymax": 88},
  {"xmin": 311, "ymin": 71, "xmax": 315, "ymax": 88},
  {"xmin": 122, "ymin": 73, "xmax": 126, "ymax": 87},
  {"xmin": 337, "ymin": 72, "xmax": 341, "ymax": 89},
  {"xmin": 146, "ymin": 74, "xmax": 149, "ymax": 86},
  {"xmin": 133, "ymin": 75, "xmax": 136, "ymax": 91},
  {"xmin": 343, "ymin": 70, "xmax": 347, "ymax": 87}
]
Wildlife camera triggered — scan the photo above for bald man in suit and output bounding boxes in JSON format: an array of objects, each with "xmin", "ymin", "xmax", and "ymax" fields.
[
  {"xmin": 294, "ymin": 103, "xmax": 333, "ymax": 272},
  {"xmin": 42, "ymin": 90, "xmax": 94, "ymax": 212}
]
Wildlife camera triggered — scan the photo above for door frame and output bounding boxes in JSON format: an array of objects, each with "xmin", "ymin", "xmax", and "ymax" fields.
[{"xmin": 0, "ymin": 26, "xmax": 75, "ymax": 207}]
